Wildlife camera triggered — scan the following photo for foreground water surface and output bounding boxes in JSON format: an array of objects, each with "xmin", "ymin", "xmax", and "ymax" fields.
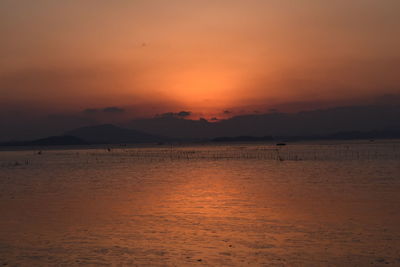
[{"xmin": 0, "ymin": 142, "xmax": 399, "ymax": 266}]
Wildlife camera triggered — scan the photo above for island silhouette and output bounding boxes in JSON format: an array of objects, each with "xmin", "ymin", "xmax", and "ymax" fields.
[{"xmin": 1, "ymin": 104, "xmax": 399, "ymax": 146}]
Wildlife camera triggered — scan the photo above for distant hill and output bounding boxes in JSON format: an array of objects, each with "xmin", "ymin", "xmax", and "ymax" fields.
[
  {"xmin": 65, "ymin": 124, "xmax": 163, "ymax": 144},
  {"xmin": 126, "ymin": 117, "xmax": 212, "ymax": 140},
  {"xmin": 280, "ymin": 129, "xmax": 400, "ymax": 141},
  {"xmin": 126, "ymin": 105, "xmax": 400, "ymax": 139},
  {"xmin": 0, "ymin": 135, "xmax": 88, "ymax": 146},
  {"xmin": 210, "ymin": 129, "xmax": 400, "ymax": 143},
  {"xmin": 212, "ymin": 136, "xmax": 274, "ymax": 142},
  {"xmin": 2, "ymin": 104, "xmax": 399, "ymax": 143}
]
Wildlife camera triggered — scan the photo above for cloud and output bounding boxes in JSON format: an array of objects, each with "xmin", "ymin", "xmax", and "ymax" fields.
[
  {"xmin": 158, "ymin": 111, "xmax": 192, "ymax": 118},
  {"xmin": 102, "ymin": 106, "xmax": 125, "ymax": 113},
  {"xmin": 177, "ymin": 111, "xmax": 191, "ymax": 117},
  {"xmin": 223, "ymin": 110, "xmax": 231, "ymax": 114},
  {"xmin": 82, "ymin": 106, "xmax": 125, "ymax": 114},
  {"xmin": 82, "ymin": 108, "xmax": 98, "ymax": 114}
]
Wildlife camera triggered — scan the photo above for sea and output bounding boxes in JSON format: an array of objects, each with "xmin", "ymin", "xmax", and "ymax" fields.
[{"xmin": 0, "ymin": 140, "xmax": 399, "ymax": 266}]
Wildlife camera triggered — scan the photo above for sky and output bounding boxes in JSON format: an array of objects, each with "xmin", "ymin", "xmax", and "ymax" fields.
[{"xmin": 1, "ymin": 0, "xmax": 400, "ymax": 123}]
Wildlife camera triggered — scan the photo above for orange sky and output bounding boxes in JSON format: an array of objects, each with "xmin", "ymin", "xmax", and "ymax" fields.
[{"xmin": 1, "ymin": 0, "xmax": 400, "ymax": 119}]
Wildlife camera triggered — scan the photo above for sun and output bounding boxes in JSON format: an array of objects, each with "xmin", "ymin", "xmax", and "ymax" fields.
[{"xmin": 167, "ymin": 68, "xmax": 239, "ymax": 109}]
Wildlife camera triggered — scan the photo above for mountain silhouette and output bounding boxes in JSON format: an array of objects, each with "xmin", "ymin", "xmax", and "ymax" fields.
[
  {"xmin": 0, "ymin": 135, "xmax": 88, "ymax": 146},
  {"xmin": 65, "ymin": 124, "xmax": 163, "ymax": 144},
  {"xmin": 1, "ymin": 104, "xmax": 399, "ymax": 143},
  {"xmin": 126, "ymin": 117, "xmax": 212, "ymax": 140},
  {"xmin": 212, "ymin": 136, "xmax": 274, "ymax": 142},
  {"xmin": 126, "ymin": 105, "xmax": 400, "ymax": 139}
]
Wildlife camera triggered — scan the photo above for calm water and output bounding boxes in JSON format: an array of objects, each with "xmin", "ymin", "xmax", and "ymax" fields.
[{"xmin": 0, "ymin": 142, "xmax": 400, "ymax": 266}]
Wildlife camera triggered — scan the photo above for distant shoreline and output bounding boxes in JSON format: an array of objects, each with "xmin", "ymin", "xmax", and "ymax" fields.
[{"xmin": 1, "ymin": 138, "xmax": 399, "ymax": 152}]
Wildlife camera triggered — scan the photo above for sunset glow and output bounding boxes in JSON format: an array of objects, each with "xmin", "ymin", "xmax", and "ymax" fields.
[
  {"xmin": 0, "ymin": 0, "xmax": 399, "ymax": 137},
  {"xmin": 1, "ymin": 1, "xmax": 399, "ymax": 111},
  {"xmin": 1, "ymin": 2, "xmax": 400, "ymax": 266}
]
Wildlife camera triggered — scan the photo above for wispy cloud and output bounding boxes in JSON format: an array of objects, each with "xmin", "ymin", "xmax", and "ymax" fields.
[{"xmin": 102, "ymin": 107, "xmax": 125, "ymax": 113}]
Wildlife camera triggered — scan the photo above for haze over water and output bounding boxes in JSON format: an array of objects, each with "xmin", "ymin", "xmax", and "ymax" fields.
[{"xmin": 1, "ymin": 142, "xmax": 399, "ymax": 266}]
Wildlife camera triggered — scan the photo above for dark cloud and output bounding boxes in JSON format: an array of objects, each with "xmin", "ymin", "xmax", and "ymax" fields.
[
  {"xmin": 223, "ymin": 110, "xmax": 231, "ymax": 114},
  {"xmin": 82, "ymin": 107, "xmax": 125, "ymax": 114},
  {"xmin": 210, "ymin": 117, "xmax": 218, "ymax": 121},
  {"xmin": 158, "ymin": 111, "xmax": 192, "ymax": 118},
  {"xmin": 82, "ymin": 108, "xmax": 98, "ymax": 114},
  {"xmin": 158, "ymin": 112, "xmax": 174, "ymax": 118},
  {"xmin": 102, "ymin": 107, "xmax": 125, "ymax": 113},
  {"xmin": 177, "ymin": 111, "xmax": 191, "ymax": 117}
]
